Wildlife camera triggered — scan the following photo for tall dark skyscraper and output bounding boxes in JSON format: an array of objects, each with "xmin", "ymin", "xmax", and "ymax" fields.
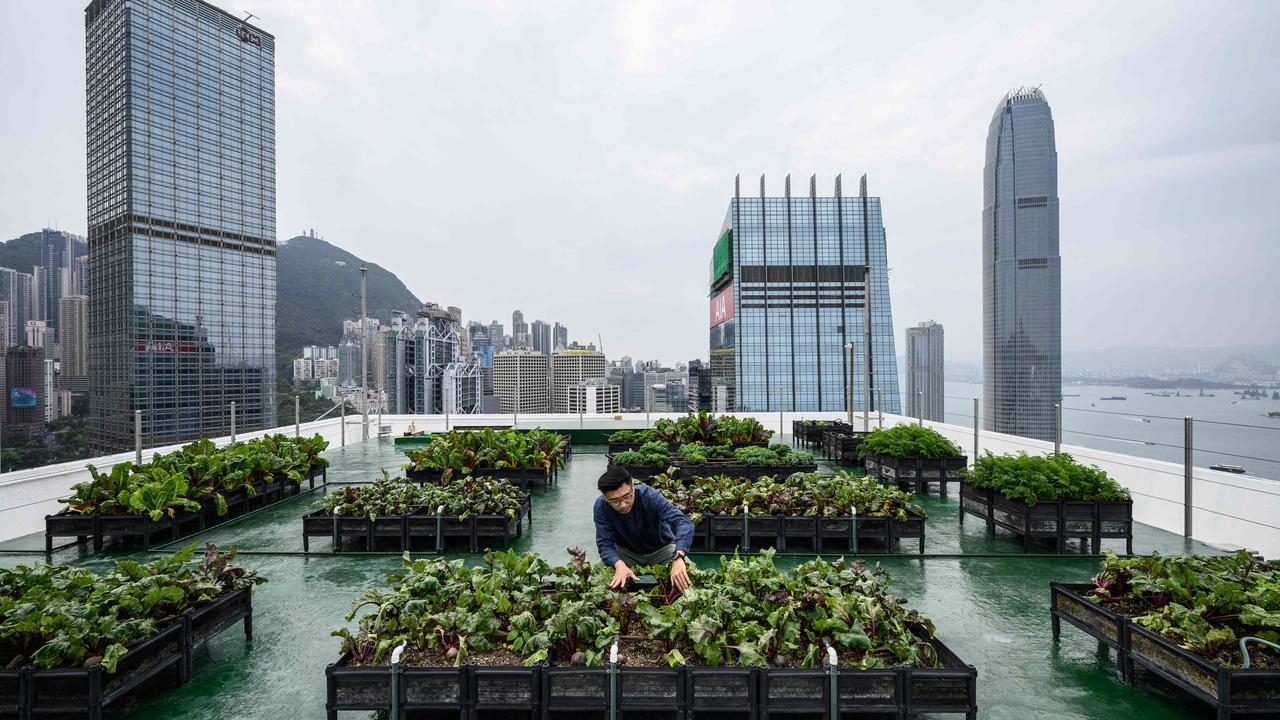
[
  {"xmin": 983, "ymin": 87, "xmax": 1062, "ymax": 441},
  {"xmin": 85, "ymin": 0, "xmax": 277, "ymax": 451},
  {"xmin": 38, "ymin": 229, "xmax": 82, "ymax": 338},
  {"xmin": 709, "ymin": 174, "xmax": 900, "ymax": 413}
]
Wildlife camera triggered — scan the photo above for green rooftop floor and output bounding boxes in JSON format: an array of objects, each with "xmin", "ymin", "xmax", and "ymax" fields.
[{"xmin": 0, "ymin": 438, "xmax": 1229, "ymax": 719}]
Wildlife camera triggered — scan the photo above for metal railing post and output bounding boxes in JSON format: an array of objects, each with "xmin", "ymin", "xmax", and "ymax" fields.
[
  {"xmin": 1054, "ymin": 403, "xmax": 1061, "ymax": 455},
  {"xmin": 230, "ymin": 402, "xmax": 237, "ymax": 443},
  {"xmin": 877, "ymin": 388, "xmax": 883, "ymax": 429},
  {"xmin": 972, "ymin": 398, "xmax": 979, "ymax": 463},
  {"xmin": 294, "ymin": 396, "xmax": 300, "ymax": 437},
  {"xmin": 134, "ymin": 410, "xmax": 142, "ymax": 464},
  {"xmin": 1184, "ymin": 416, "xmax": 1193, "ymax": 538},
  {"xmin": 917, "ymin": 391, "xmax": 923, "ymax": 426},
  {"xmin": 445, "ymin": 407, "xmax": 450, "ymax": 432},
  {"xmin": 341, "ymin": 399, "xmax": 346, "ymax": 448}
]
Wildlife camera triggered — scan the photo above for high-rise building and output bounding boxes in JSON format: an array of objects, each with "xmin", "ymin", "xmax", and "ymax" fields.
[
  {"xmin": 552, "ymin": 349, "xmax": 607, "ymax": 413},
  {"xmin": 86, "ymin": 0, "xmax": 277, "ymax": 452},
  {"xmin": 0, "ymin": 269, "xmax": 35, "ymax": 347},
  {"xmin": 39, "ymin": 229, "xmax": 83, "ymax": 338},
  {"xmin": 292, "ymin": 358, "xmax": 314, "ymax": 382},
  {"xmin": 567, "ymin": 379, "xmax": 621, "ymax": 414},
  {"xmin": 532, "ymin": 320, "xmax": 552, "ymax": 355},
  {"xmin": 493, "ymin": 348, "xmax": 550, "ymax": 413},
  {"xmin": 25, "ymin": 321, "xmax": 50, "ymax": 351},
  {"xmin": 553, "ymin": 322, "xmax": 568, "ymax": 352},
  {"xmin": 983, "ymin": 87, "xmax": 1062, "ymax": 441},
  {"xmin": 58, "ymin": 295, "xmax": 89, "ymax": 392},
  {"xmin": 0, "ymin": 301, "xmax": 9, "ymax": 350},
  {"xmin": 487, "ymin": 321, "xmax": 504, "ymax": 350},
  {"xmin": 687, "ymin": 359, "xmax": 714, "ymax": 412},
  {"xmin": 709, "ymin": 174, "xmax": 900, "ymax": 413},
  {"xmin": 905, "ymin": 320, "xmax": 944, "ymax": 423},
  {"xmin": 73, "ymin": 256, "xmax": 89, "ymax": 296},
  {"xmin": 384, "ymin": 304, "xmax": 482, "ymax": 415},
  {"xmin": 337, "ymin": 343, "xmax": 360, "ymax": 386},
  {"xmin": 511, "ymin": 310, "xmax": 529, "ymax": 348},
  {"xmin": 5, "ymin": 346, "xmax": 45, "ymax": 439}
]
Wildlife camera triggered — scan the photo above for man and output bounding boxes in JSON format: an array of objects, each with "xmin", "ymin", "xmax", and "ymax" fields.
[{"xmin": 594, "ymin": 464, "xmax": 694, "ymax": 591}]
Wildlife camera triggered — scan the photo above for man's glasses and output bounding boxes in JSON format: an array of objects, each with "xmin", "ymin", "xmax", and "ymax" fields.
[{"xmin": 605, "ymin": 489, "xmax": 634, "ymax": 507}]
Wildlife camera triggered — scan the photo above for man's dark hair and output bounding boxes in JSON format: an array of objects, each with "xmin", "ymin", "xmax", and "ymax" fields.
[{"xmin": 597, "ymin": 465, "xmax": 633, "ymax": 493}]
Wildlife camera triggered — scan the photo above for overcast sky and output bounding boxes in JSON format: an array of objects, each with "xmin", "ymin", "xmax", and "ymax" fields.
[{"xmin": 2, "ymin": 1, "xmax": 1278, "ymax": 365}]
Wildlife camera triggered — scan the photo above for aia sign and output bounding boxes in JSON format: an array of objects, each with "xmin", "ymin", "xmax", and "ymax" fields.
[{"xmin": 709, "ymin": 284, "xmax": 734, "ymax": 327}]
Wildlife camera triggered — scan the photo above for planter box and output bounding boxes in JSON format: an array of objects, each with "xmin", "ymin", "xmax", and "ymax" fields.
[
  {"xmin": 302, "ymin": 497, "xmax": 532, "ymax": 553},
  {"xmin": 46, "ymin": 469, "xmax": 317, "ymax": 554},
  {"xmin": 961, "ymin": 484, "xmax": 1134, "ymax": 554},
  {"xmin": 406, "ymin": 466, "xmax": 553, "ymax": 492},
  {"xmin": 324, "ymin": 640, "xmax": 975, "ymax": 720},
  {"xmin": 866, "ymin": 453, "xmax": 967, "ymax": 495},
  {"xmin": 325, "ymin": 655, "xmax": 468, "ymax": 720},
  {"xmin": 1051, "ymin": 582, "xmax": 1280, "ymax": 717},
  {"xmin": 821, "ymin": 431, "xmax": 870, "ymax": 463},
  {"xmin": 793, "ymin": 421, "xmax": 852, "ymax": 447},
  {"xmin": 697, "ymin": 511, "xmax": 926, "ymax": 554},
  {"xmin": 6, "ymin": 587, "xmax": 255, "ymax": 718},
  {"xmin": 608, "ymin": 440, "xmax": 769, "ymax": 454}
]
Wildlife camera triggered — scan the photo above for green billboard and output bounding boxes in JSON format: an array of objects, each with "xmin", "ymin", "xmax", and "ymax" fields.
[{"xmin": 711, "ymin": 229, "xmax": 732, "ymax": 283}]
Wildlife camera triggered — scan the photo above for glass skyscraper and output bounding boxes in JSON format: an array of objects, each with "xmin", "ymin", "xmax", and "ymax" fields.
[
  {"xmin": 709, "ymin": 174, "xmax": 900, "ymax": 413},
  {"xmin": 85, "ymin": 0, "xmax": 276, "ymax": 452},
  {"xmin": 983, "ymin": 87, "xmax": 1061, "ymax": 441}
]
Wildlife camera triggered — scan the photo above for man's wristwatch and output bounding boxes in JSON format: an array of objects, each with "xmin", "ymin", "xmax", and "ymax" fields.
[{"xmin": 673, "ymin": 549, "xmax": 687, "ymax": 561}]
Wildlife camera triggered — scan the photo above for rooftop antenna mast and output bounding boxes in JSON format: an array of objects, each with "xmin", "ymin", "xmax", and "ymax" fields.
[{"xmin": 242, "ymin": 11, "xmax": 258, "ymax": 22}]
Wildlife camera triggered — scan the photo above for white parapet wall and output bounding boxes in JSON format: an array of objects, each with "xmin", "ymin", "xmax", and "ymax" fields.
[{"xmin": 2, "ymin": 410, "xmax": 1277, "ymax": 557}]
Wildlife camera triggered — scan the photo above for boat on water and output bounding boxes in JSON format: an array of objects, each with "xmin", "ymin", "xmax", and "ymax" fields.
[
  {"xmin": 1100, "ymin": 396, "xmax": 1126, "ymax": 401},
  {"xmin": 1268, "ymin": 411, "xmax": 1280, "ymax": 419},
  {"xmin": 1141, "ymin": 418, "xmax": 1152, "ymax": 423},
  {"xmin": 1149, "ymin": 391, "xmax": 1174, "ymax": 397},
  {"xmin": 1274, "ymin": 391, "xmax": 1280, "ymax": 400},
  {"xmin": 1210, "ymin": 464, "xmax": 1247, "ymax": 474},
  {"xmin": 1199, "ymin": 389, "xmax": 1215, "ymax": 397}
]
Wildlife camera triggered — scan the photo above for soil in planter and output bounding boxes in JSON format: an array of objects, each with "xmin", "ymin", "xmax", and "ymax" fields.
[{"xmin": 400, "ymin": 645, "xmax": 528, "ymax": 668}]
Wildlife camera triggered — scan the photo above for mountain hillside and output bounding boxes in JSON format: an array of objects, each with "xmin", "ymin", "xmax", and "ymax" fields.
[
  {"xmin": 0, "ymin": 230, "xmax": 87, "ymax": 273},
  {"xmin": 276, "ymin": 234, "xmax": 422, "ymax": 360}
]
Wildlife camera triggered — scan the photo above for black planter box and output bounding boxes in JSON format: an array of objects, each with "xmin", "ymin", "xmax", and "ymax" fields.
[
  {"xmin": 821, "ymin": 431, "xmax": 870, "ymax": 463},
  {"xmin": 13, "ymin": 586, "xmax": 254, "ymax": 720},
  {"xmin": 866, "ymin": 454, "xmax": 968, "ymax": 495},
  {"xmin": 609, "ymin": 461, "xmax": 819, "ymax": 482},
  {"xmin": 46, "ymin": 467, "xmax": 318, "ymax": 554},
  {"xmin": 302, "ymin": 497, "xmax": 532, "ymax": 553},
  {"xmin": 961, "ymin": 483, "xmax": 1134, "ymax": 554},
  {"xmin": 792, "ymin": 421, "xmax": 852, "ymax": 447},
  {"xmin": 325, "ymin": 655, "xmax": 468, "ymax": 720},
  {"xmin": 696, "ymin": 511, "xmax": 926, "ymax": 554},
  {"xmin": 325, "ymin": 639, "xmax": 975, "ymax": 720},
  {"xmin": 1051, "ymin": 582, "xmax": 1280, "ymax": 717},
  {"xmin": 608, "ymin": 440, "xmax": 769, "ymax": 454},
  {"xmin": 406, "ymin": 466, "xmax": 553, "ymax": 492}
]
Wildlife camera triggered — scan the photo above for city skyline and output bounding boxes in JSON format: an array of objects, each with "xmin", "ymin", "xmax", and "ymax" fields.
[{"xmin": 2, "ymin": 2, "xmax": 1279, "ymax": 366}]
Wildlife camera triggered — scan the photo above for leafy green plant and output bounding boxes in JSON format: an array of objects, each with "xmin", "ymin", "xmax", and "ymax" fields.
[
  {"xmin": 647, "ymin": 471, "xmax": 924, "ymax": 524},
  {"xmin": 963, "ymin": 452, "xmax": 1130, "ymax": 504},
  {"xmin": 0, "ymin": 543, "xmax": 264, "ymax": 673},
  {"xmin": 1088, "ymin": 550, "xmax": 1280, "ymax": 668},
  {"xmin": 316, "ymin": 472, "xmax": 526, "ymax": 521},
  {"xmin": 858, "ymin": 425, "xmax": 962, "ymax": 460},
  {"xmin": 403, "ymin": 429, "xmax": 568, "ymax": 479},
  {"xmin": 334, "ymin": 548, "xmax": 940, "ymax": 670}
]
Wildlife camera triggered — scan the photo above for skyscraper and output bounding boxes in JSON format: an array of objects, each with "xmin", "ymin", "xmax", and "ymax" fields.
[
  {"xmin": 710, "ymin": 174, "xmax": 901, "ymax": 413},
  {"xmin": 551, "ymin": 349, "xmax": 607, "ymax": 413},
  {"xmin": 39, "ymin": 229, "xmax": 83, "ymax": 338},
  {"xmin": 531, "ymin": 319, "xmax": 552, "ymax": 355},
  {"xmin": 58, "ymin": 295, "xmax": 89, "ymax": 393},
  {"xmin": 983, "ymin": 87, "xmax": 1062, "ymax": 441},
  {"xmin": 493, "ymin": 348, "xmax": 550, "ymax": 413},
  {"xmin": 0, "ymin": 269, "xmax": 35, "ymax": 347},
  {"xmin": 488, "ymin": 320, "xmax": 504, "ymax": 350},
  {"xmin": 552, "ymin": 322, "xmax": 568, "ymax": 352},
  {"xmin": 511, "ymin": 310, "xmax": 530, "ymax": 348},
  {"xmin": 86, "ymin": 0, "xmax": 277, "ymax": 451},
  {"xmin": 905, "ymin": 320, "xmax": 944, "ymax": 423},
  {"xmin": 5, "ymin": 346, "xmax": 45, "ymax": 440}
]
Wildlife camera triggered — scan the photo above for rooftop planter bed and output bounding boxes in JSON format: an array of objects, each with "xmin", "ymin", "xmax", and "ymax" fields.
[
  {"xmin": 302, "ymin": 474, "xmax": 532, "ymax": 553},
  {"xmin": 608, "ymin": 442, "xmax": 817, "ymax": 481},
  {"xmin": 46, "ymin": 434, "xmax": 329, "ymax": 552},
  {"xmin": 325, "ymin": 548, "xmax": 975, "ymax": 719},
  {"xmin": 648, "ymin": 471, "xmax": 927, "ymax": 554},
  {"xmin": 960, "ymin": 453, "xmax": 1133, "ymax": 554},
  {"xmin": 793, "ymin": 419, "xmax": 853, "ymax": 447},
  {"xmin": 396, "ymin": 427, "xmax": 573, "ymax": 458},
  {"xmin": 0, "ymin": 543, "xmax": 263, "ymax": 719},
  {"xmin": 860, "ymin": 425, "xmax": 967, "ymax": 495},
  {"xmin": 401, "ymin": 428, "xmax": 567, "ymax": 491},
  {"xmin": 607, "ymin": 412, "xmax": 773, "ymax": 453},
  {"xmin": 822, "ymin": 429, "xmax": 873, "ymax": 463},
  {"xmin": 1051, "ymin": 550, "xmax": 1280, "ymax": 716}
]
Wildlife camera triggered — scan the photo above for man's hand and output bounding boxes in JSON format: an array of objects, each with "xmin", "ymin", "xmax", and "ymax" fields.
[
  {"xmin": 609, "ymin": 560, "xmax": 638, "ymax": 589},
  {"xmin": 670, "ymin": 557, "xmax": 691, "ymax": 591}
]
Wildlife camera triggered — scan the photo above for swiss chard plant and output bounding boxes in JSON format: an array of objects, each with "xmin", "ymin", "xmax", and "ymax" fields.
[
  {"xmin": 647, "ymin": 471, "xmax": 925, "ymax": 523},
  {"xmin": 316, "ymin": 472, "xmax": 526, "ymax": 521},
  {"xmin": 0, "ymin": 543, "xmax": 264, "ymax": 673},
  {"xmin": 402, "ymin": 429, "xmax": 568, "ymax": 479},
  {"xmin": 1088, "ymin": 550, "xmax": 1280, "ymax": 668}
]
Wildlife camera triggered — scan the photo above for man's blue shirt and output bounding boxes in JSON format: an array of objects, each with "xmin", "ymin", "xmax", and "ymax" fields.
[{"xmin": 594, "ymin": 484, "xmax": 694, "ymax": 566}]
